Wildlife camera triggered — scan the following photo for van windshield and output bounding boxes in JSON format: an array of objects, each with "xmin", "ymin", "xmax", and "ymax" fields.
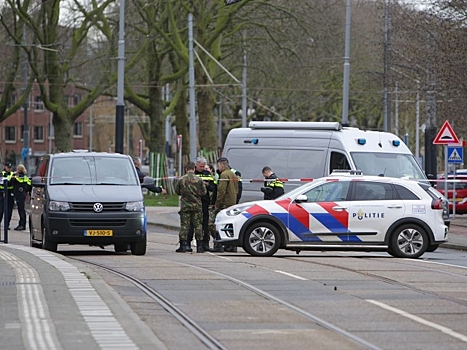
[
  {"xmin": 351, "ymin": 152, "xmax": 426, "ymax": 180},
  {"xmin": 50, "ymin": 156, "xmax": 139, "ymax": 185}
]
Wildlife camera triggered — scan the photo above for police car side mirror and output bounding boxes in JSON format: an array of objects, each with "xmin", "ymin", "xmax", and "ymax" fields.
[
  {"xmin": 31, "ymin": 176, "xmax": 45, "ymax": 188},
  {"xmin": 295, "ymin": 194, "xmax": 308, "ymax": 203}
]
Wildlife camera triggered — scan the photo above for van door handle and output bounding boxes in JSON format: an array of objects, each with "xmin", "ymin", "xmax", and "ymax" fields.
[
  {"xmin": 332, "ymin": 206, "xmax": 347, "ymax": 211},
  {"xmin": 387, "ymin": 204, "xmax": 402, "ymax": 209}
]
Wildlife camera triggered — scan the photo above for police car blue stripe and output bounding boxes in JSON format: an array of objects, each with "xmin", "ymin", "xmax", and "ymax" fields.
[
  {"xmin": 311, "ymin": 213, "xmax": 350, "ymax": 233},
  {"xmin": 273, "ymin": 213, "xmax": 323, "ymax": 242}
]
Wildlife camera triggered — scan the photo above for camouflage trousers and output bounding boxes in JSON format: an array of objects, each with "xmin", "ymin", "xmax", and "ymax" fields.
[
  {"xmin": 208, "ymin": 207, "xmax": 219, "ymax": 239},
  {"xmin": 179, "ymin": 210, "xmax": 203, "ymax": 241}
]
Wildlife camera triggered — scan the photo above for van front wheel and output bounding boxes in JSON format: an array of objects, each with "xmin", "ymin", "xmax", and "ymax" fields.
[
  {"xmin": 243, "ymin": 222, "xmax": 280, "ymax": 257},
  {"xmin": 42, "ymin": 226, "xmax": 57, "ymax": 253},
  {"xmin": 130, "ymin": 236, "xmax": 147, "ymax": 255}
]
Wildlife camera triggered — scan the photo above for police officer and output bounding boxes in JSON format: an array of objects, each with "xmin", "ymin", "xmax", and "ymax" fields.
[
  {"xmin": 0, "ymin": 162, "xmax": 15, "ymax": 229},
  {"xmin": 174, "ymin": 161, "xmax": 207, "ymax": 253},
  {"xmin": 261, "ymin": 166, "xmax": 284, "ymax": 200},
  {"xmin": 186, "ymin": 156, "xmax": 216, "ymax": 252},
  {"xmin": 11, "ymin": 164, "xmax": 32, "ymax": 231}
]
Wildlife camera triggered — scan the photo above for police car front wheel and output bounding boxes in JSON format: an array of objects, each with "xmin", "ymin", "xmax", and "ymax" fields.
[
  {"xmin": 388, "ymin": 223, "xmax": 428, "ymax": 259},
  {"xmin": 243, "ymin": 222, "xmax": 280, "ymax": 257}
]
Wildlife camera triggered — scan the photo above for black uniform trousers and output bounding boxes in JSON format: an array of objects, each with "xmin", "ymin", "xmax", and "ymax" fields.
[
  {"xmin": 0, "ymin": 192, "xmax": 14, "ymax": 228},
  {"xmin": 15, "ymin": 191, "xmax": 27, "ymax": 228},
  {"xmin": 187, "ymin": 199, "xmax": 210, "ymax": 243}
]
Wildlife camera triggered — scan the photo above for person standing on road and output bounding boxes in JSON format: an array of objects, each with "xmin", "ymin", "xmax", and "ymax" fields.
[
  {"xmin": 174, "ymin": 161, "xmax": 207, "ymax": 253},
  {"xmin": 11, "ymin": 164, "xmax": 32, "ymax": 231},
  {"xmin": 0, "ymin": 162, "xmax": 15, "ymax": 229},
  {"xmin": 186, "ymin": 156, "xmax": 216, "ymax": 252},
  {"xmin": 133, "ymin": 157, "xmax": 166, "ymax": 194},
  {"xmin": 213, "ymin": 158, "xmax": 239, "ymax": 252},
  {"xmin": 217, "ymin": 157, "xmax": 243, "ymax": 204},
  {"xmin": 261, "ymin": 166, "xmax": 284, "ymax": 200}
]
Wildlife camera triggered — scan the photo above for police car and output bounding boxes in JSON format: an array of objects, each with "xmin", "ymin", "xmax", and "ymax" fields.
[{"xmin": 215, "ymin": 171, "xmax": 450, "ymax": 258}]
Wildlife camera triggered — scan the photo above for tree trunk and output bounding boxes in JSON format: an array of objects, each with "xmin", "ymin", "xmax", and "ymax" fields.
[
  {"xmin": 197, "ymin": 81, "xmax": 217, "ymax": 152},
  {"xmin": 174, "ymin": 87, "xmax": 189, "ymax": 157},
  {"xmin": 53, "ymin": 112, "xmax": 73, "ymax": 152}
]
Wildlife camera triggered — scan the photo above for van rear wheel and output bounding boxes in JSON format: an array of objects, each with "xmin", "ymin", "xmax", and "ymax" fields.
[{"xmin": 130, "ymin": 236, "xmax": 146, "ymax": 255}]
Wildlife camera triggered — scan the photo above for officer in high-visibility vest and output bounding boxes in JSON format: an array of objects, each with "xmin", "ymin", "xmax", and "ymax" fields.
[
  {"xmin": 261, "ymin": 166, "xmax": 284, "ymax": 200},
  {"xmin": 186, "ymin": 156, "xmax": 217, "ymax": 252},
  {"xmin": 11, "ymin": 164, "xmax": 32, "ymax": 231},
  {"xmin": 0, "ymin": 162, "xmax": 15, "ymax": 229}
]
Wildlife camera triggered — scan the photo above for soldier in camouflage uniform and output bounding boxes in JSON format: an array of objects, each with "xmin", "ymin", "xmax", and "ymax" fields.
[{"xmin": 174, "ymin": 161, "xmax": 207, "ymax": 253}]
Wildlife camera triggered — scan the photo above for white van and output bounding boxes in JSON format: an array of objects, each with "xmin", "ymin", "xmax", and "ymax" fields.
[{"xmin": 222, "ymin": 121, "xmax": 427, "ymax": 202}]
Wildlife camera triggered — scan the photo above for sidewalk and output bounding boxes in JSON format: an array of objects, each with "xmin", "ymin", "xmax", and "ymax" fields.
[{"xmin": 144, "ymin": 206, "xmax": 467, "ymax": 251}]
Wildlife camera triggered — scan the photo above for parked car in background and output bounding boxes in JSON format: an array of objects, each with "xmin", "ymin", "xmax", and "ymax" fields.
[
  {"xmin": 436, "ymin": 170, "xmax": 467, "ymax": 214},
  {"xmin": 215, "ymin": 171, "xmax": 449, "ymax": 258}
]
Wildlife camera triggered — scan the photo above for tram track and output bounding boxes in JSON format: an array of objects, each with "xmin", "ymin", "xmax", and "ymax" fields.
[{"xmin": 69, "ymin": 251, "xmax": 382, "ymax": 350}]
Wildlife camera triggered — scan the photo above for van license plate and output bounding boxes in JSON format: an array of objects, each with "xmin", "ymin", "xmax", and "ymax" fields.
[{"xmin": 85, "ymin": 230, "xmax": 113, "ymax": 236}]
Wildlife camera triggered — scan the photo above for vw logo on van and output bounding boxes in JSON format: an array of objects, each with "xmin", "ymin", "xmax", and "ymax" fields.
[{"xmin": 93, "ymin": 203, "xmax": 104, "ymax": 213}]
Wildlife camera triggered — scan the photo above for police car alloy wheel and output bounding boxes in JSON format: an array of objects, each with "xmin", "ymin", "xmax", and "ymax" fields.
[
  {"xmin": 243, "ymin": 221, "xmax": 280, "ymax": 257},
  {"xmin": 388, "ymin": 223, "xmax": 428, "ymax": 259}
]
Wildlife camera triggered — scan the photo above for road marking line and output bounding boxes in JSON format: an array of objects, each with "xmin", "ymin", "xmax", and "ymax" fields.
[
  {"xmin": 366, "ymin": 299, "xmax": 467, "ymax": 342},
  {"xmin": 275, "ymin": 270, "xmax": 308, "ymax": 280}
]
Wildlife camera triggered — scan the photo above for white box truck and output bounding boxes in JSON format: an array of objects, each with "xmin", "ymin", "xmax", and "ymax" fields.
[{"xmin": 222, "ymin": 121, "xmax": 427, "ymax": 202}]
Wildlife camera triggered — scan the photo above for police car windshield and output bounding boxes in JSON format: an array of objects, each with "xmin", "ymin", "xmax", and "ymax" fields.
[
  {"xmin": 351, "ymin": 152, "xmax": 426, "ymax": 180},
  {"xmin": 50, "ymin": 156, "xmax": 139, "ymax": 185}
]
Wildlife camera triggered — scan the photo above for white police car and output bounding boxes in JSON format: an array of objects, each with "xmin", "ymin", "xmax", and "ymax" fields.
[{"xmin": 215, "ymin": 172, "xmax": 449, "ymax": 258}]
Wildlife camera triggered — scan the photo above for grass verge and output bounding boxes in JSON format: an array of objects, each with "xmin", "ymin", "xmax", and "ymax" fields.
[{"xmin": 144, "ymin": 193, "xmax": 179, "ymax": 207}]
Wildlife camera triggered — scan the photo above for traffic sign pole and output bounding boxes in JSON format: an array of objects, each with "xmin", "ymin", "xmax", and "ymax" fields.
[{"xmin": 444, "ymin": 145, "xmax": 448, "ymax": 202}]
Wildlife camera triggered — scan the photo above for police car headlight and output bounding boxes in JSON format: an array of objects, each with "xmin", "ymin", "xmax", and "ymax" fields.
[
  {"xmin": 49, "ymin": 201, "xmax": 70, "ymax": 211},
  {"xmin": 126, "ymin": 200, "xmax": 144, "ymax": 212},
  {"xmin": 226, "ymin": 204, "xmax": 253, "ymax": 216}
]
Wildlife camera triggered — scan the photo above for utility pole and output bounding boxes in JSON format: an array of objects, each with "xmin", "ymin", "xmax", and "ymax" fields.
[
  {"xmin": 22, "ymin": 24, "xmax": 30, "ymax": 170},
  {"xmin": 115, "ymin": 0, "xmax": 125, "ymax": 154},
  {"xmin": 341, "ymin": 0, "xmax": 351, "ymax": 127},
  {"xmin": 188, "ymin": 14, "xmax": 197, "ymax": 162},
  {"xmin": 383, "ymin": 0, "xmax": 392, "ymax": 132},
  {"xmin": 241, "ymin": 32, "xmax": 248, "ymax": 128},
  {"xmin": 424, "ymin": 32, "xmax": 437, "ymax": 178}
]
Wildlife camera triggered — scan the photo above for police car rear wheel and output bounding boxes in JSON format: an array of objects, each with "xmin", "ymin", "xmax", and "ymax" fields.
[
  {"xmin": 243, "ymin": 222, "xmax": 280, "ymax": 257},
  {"xmin": 389, "ymin": 224, "xmax": 428, "ymax": 259}
]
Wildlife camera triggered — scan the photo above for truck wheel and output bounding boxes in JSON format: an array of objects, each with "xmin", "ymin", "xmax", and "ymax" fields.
[
  {"xmin": 389, "ymin": 224, "xmax": 427, "ymax": 259},
  {"xmin": 243, "ymin": 222, "xmax": 280, "ymax": 257},
  {"xmin": 42, "ymin": 226, "xmax": 57, "ymax": 252},
  {"xmin": 130, "ymin": 236, "xmax": 147, "ymax": 255}
]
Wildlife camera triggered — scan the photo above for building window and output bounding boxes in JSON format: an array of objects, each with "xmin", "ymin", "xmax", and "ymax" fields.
[
  {"xmin": 73, "ymin": 122, "xmax": 83, "ymax": 137},
  {"xmin": 5, "ymin": 126, "xmax": 16, "ymax": 142},
  {"xmin": 33, "ymin": 96, "xmax": 44, "ymax": 112},
  {"xmin": 34, "ymin": 126, "xmax": 44, "ymax": 142}
]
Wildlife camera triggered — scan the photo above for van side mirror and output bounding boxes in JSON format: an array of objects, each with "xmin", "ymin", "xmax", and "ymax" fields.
[
  {"xmin": 141, "ymin": 176, "xmax": 155, "ymax": 188},
  {"xmin": 31, "ymin": 176, "xmax": 45, "ymax": 188}
]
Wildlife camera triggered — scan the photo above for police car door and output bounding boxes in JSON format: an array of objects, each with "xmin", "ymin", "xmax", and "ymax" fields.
[
  {"xmin": 287, "ymin": 180, "xmax": 351, "ymax": 243},
  {"xmin": 348, "ymin": 181, "xmax": 404, "ymax": 243}
]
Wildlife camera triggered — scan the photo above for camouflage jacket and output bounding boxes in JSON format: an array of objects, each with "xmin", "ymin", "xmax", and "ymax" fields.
[{"xmin": 174, "ymin": 172, "xmax": 207, "ymax": 211}]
